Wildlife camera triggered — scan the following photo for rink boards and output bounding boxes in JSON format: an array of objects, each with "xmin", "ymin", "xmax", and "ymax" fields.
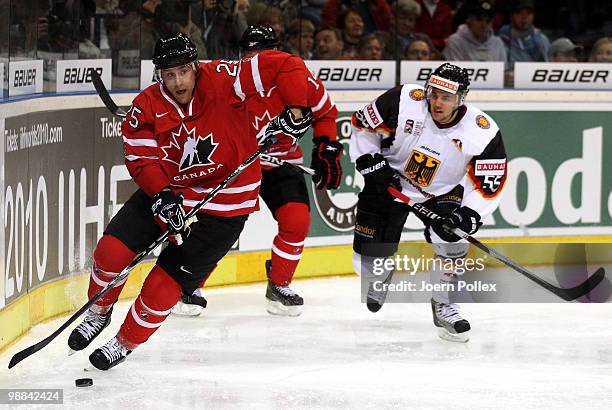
[{"xmin": 0, "ymin": 90, "xmax": 611, "ymax": 352}]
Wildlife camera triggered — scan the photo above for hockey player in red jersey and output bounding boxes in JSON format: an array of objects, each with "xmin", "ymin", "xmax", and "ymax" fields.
[
  {"xmin": 350, "ymin": 63, "xmax": 507, "ymax": 342},
  {"xmin": 172, "ymin": 25, "xmax": 343, "ymax": 317},
  {"xmin": 67, "ymin": 33, "xmax": 313, "ymax": 370}
]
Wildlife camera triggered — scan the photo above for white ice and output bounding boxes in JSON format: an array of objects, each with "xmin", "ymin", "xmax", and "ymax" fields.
[{"xmin": 1, "ymin": 275, "xmax": 611, "ymax": 410}]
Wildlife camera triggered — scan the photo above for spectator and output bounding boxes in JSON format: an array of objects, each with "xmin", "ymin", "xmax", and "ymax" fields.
[
  {"xmin": 548, "ymin": 37, "xmax": 583, "ymax": 62},
  {"xmin": 404, "ymin": 32, "xmax": 439, "ymax": 60},
  {"xmin": 357, "ymin": 33, "xmax": 384, "ymax": 60},
  {"xmin": 338, "ymin": 8, "xmax": 364, "ymax": 58},
  {"xmin": 321, "ymin": 0, "xmax": 391, "ymax": 33},
  {"xmin": 589, "ymin": 37, "xmax": 612, "ymax": 62},
  {"xmin": 498, "ymin": 0, "xmax": 550, "ymax": 65},
  {"xmin": 246, "ymin": 2, "xmax": 283, "ymax": 39},
  {"xmin": 301, "ymin": 0, "xmax": 327, "ymax": 27},
  {"xmin": 443, "ymin": 0, "xmax": 506, "ymax": 62},
  {"xmin": 284, "ymin": 18, "xmax": 315, "ymax": 59},
  {"xmin": 141, "ymin": 0, "xmax": 207, "ymax": 59},
  {"xmin": 414, "ymin": 0, "xmax": 453, "ymax": 52},
  {"xmin": 386, "ymin": 0, "xmax": 421, "ymax": 60},
  {"xmin": 190, "ymin": 0, "xmax": 248, "ymax": 60},
  {"xmin": 314, "ymin": 26, "xmax": 344, "ymax": 59}
]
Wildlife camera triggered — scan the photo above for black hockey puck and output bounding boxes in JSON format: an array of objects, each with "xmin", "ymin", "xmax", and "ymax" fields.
[{"xmin": 75, "ymin": 378, "xmax": 93, "ymax": 387}]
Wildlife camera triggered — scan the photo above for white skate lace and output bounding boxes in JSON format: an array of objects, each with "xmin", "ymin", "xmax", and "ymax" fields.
[
  {"xmin": 99, "ymin": 337, "xmax": 128, "ymax": 363},
  {"xmin": 275, "ymin": 285, "xmax": 296, "ymax": 297},
  {"xmin": 437, "ymin": 303, "xmax": 464, "ymax": 324},
  {"xmin": 367, "ymin": 283, "xmax": 386, "ymax": 303},
  {"xmin": 77, "ymin": 310, "xmax": 107, "ymax": 340}
]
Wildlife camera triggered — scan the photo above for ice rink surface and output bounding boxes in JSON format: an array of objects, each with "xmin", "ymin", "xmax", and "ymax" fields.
[{"xmin": 1, "ymin": 275, "xmax": 611, "ymax": 410}]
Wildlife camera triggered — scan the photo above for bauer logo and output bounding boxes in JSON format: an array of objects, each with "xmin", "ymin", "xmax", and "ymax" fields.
[
  {"xmin": 312, "ymin": 116, "xmax": 361, "ymax": 231},
  {"xmin": 514, "ymin": 62, "xmax": 611, "ymax": 89},
  {"xmin": 400, "ymin": 61, "xmax": 504, "ymax": 89},
  {"xmin": 9, "ymin": 59, "xmax": 43, "ymax": 96},
  {"xmin": 305, "ymin": 60, "xmax": 395, "ymax": 90},
  {"xmin": 56, "ymin": 59, "xmax": 112, "ymax": 92}
]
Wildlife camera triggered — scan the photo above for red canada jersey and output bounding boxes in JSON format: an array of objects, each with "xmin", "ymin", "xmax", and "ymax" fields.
[
  {"xmin": 247, "ymin": 75, "xmax": 338, "ymax": 169},
  {"xmin": 121, "ymin": 51, "xmax": 310, "ymax": 217}
]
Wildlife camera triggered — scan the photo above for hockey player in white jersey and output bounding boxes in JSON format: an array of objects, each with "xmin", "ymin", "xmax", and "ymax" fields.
[{"xmin": 350, "ymin": 63, "xmax": 507, "ymax": 342}]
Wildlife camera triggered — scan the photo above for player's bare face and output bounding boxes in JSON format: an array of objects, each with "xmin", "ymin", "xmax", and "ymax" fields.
[
  {"xmin": 161, "ymin": 65, "xmax": 196, "ymax": 105},
  {"xmin": 428, "ymin": 88, "xmax": 459, "ymax": 124}
]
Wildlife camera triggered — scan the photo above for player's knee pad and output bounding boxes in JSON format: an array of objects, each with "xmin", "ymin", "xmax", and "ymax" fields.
[
  {"xmin": 93, "ymin": 234, "xmax": 136, "ymax": 274},
  {"xmin": 352, "ymin": 252, "xmax": 394, "ymax": 282},
  {"xmin": 275, "ymin": 202, "xmax": 310, "ymax": 242},
  {"xmin": 140, "ymin": 265, "xmax": 182, "ymax": 311}
]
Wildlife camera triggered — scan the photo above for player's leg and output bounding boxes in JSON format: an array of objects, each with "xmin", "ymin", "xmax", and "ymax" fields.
[
  {"xmin": 89, "ymin": 213, "xmax": 248, "ymax": 370},
  {"xmin": 422, "ymin": 187, "xmax": 472, "ymax": 342},
  {"xmin": 259, "ymin": 164, "xmax": 311, "ymax": 316},
  {"xmin": 352, "ymin": 192, "xmax": 410, "ymax": 312},
  {"xmin": 68, "ymin": 190, "xmax": 161, "ymax": 352}
]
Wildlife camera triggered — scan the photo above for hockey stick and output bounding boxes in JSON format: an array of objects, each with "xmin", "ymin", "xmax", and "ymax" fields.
[
  {"xmin": 90, "ymin": 71, "xmax": 315, "ymax": 177},
  {"xmin": 8, "ymin": 137, "xmax": 277, "ymax": 369},
  {"xmin": 259, "ymin": 154, "xmax": 315, "ymax": 175},
  {"xmin": 387, "ymin": 186, "xmax": 606, "ymax": 302}
]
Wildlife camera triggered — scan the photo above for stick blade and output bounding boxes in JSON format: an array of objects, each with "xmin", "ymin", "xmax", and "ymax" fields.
[
  {"xmin": 8, "ymin": 338, "xmax": 50, "ymax": 369},
  {"xmin": 91, "ymin": 70, "xmax": 125, "ymax": 116},
  {"xmin": 559, "ymin": 267, "xmax": 606, "ymax": 301}
]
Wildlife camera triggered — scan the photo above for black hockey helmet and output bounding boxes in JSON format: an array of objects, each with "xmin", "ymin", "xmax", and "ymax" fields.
[
  {"xmin": 425, "ymin": 63, "xmax": 471, "ymax": 105},
  {"xmin": 153, "ymin": 32, "xmax": 198, "ymax": 71},
  {"xmin": 239, "ymin": 25, "xmax": 280, "ymax": 53}
]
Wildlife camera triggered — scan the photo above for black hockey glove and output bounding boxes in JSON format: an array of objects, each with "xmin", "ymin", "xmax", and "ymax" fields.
[
  {"xmin": 311, "ymin": 136, "xmax": 344, "ymax": 189},
  {"xmin": 151, "ymin": 189, "xmax": 192, "ymax": 245},
  {"xmin": 432, "ymin": 206, "xmax": 482, "ymax": 243},
  {"xmin": 260, "ymin": 106, "xmax": 313, "ymax": 145},
  {"xmin": 355, "ymin": 153, "xmax": 401, "ymax": 200}
]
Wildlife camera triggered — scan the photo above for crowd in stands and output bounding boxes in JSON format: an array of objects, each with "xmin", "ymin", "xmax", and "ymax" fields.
[{"xmin": 3, "ymin": 0, "xmax": 611, "ymax": 81}]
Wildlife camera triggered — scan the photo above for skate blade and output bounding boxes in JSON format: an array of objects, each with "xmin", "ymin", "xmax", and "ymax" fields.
[
  {"xmin": 68, "ymin": 348, "xmax": 78, "ymax": 356},
  {"xmin": 266, "ymin": 300, "xmax": 302, "ymax": 317},
  {"xmin": 437, "ymin": 328, "xmax": 469, "ymax": 343},
  {"xmin": 171, "ymin": 302, "xmax": 203, "ymax": 317}
]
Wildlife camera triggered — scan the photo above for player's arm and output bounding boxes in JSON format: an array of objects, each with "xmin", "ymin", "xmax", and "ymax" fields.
[
  {"xmin": 309, "ymin": 77, "xmax": 343, "ymax": 189},
  {"xmin": 462, "ymin": 131, "xmax": 508, "ymax": 218},
  {"xmin": 349, "ymin": 86, "xmax": 400, "ymax": 162},
  {"xmin": 121, "ymin": 93, "xmax": 172, "ymax": 197}
]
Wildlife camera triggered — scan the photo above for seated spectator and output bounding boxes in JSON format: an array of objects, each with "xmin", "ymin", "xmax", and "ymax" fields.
[
  {"xmin": 414, "ymin": 0, "xmax": 453, "ymax": 52},
  {"xmin": 301, "ymin": 0, "xmax": 327, "ymax": 27},
  {"xmin": 498, "ymin": 0, "xmax": 550, "ymax": 65},
  {"xmin": 548, "ymin": 37, "xmax": 583, "ymax": 62},
  {"xmin": 190, "ymin": 0, "xmax": 248, "ymax": 60},
  {"xmin": 314, "ymin": 26, "xmax": 344, "ymax": 59},
  {"xmin": 283, "ymin": 18, "xmax": 315, "ymax": 59},
  {"xmin": 338, "ymin": 8, "xmax": 364, "ymax": 58},
  {"xmin": 356, "ymin": 33, "xmax": 384, "ymax": 60},
  {"xmin": 404, "ymin": 32, "xmax": 439, "ymax": 60},
  {"xmin": 589, "ymin": 37, "xmax": 612, "ymax": 62},
  {"xmin": 443, "ymin": 0, "xmax": 506, "ymax": 62},
  {"xmin": 246, "ymin": 2, "xmax": 283, "ymax": 39},
  {"xmin": 322, "ymin": 0, "xmax": 390, "ymax": 33},
  {"xmin": 385, "ymin": 0, "xmax": 421, "ymax": 60}
]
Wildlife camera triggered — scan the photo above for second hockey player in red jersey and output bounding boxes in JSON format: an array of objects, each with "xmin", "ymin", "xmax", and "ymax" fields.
[
  {"xmin": 172, "ymin": 26, "xmax": 344, "ymax": 317},
  {"xmin": 67, "ymin": 33, "xmax": 313, "ymax": 370}
]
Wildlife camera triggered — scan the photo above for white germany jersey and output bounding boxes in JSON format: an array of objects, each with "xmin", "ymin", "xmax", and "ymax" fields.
[{"xmin": 349, "ymin": 84, "xmax": 507, "ymax": 218}]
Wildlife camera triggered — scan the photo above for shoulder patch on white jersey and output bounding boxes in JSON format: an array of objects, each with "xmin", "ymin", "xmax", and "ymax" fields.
[
  {"xmin": 475, "ymin": 159, "xmax": 506, "ymax": 176},
  {"xmin": 364, "ymin": 102, "xmax": 383, "ymax": 128},
  {"xmin": 475, "ymin": 115, "xmax": 490, "ymax": 129},
  {"xmin": 409, "ymin": 88, "xmax": 425, "ymax": 101}
]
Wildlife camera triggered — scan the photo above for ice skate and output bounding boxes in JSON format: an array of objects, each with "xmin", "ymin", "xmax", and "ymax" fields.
[
  {"xmin": 89, "ymin": 336, "xmax": 132, "ymax": 371},
  {"xmin": 265, "ymin": 260, "xmax": 303, "ymax": 317},
  {"xmin": 68, "ymin": 307, "xmax": 113, "ymax": 354},
  {"xmin": 431, "ymin": 298, "xmax": 471, "ymax": 343},
  {"xmin": 366, "ymin": 269, "xmax": 394, "ymax": 313},
  {"xmin": 171, "ymin": 288, "xmax": 208, "ymax": 317}
]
